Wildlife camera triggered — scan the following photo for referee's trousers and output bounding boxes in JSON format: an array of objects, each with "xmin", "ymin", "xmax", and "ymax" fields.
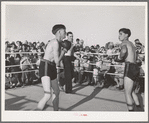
[{"xmin": 63, "ymin": 56, "xmax": 73, "ymax": 93}]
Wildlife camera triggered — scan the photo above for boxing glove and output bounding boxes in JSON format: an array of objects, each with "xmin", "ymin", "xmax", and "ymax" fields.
[
  {"xmin": 114, "ymin": 45, "xmax": 128, "ymax": 62},
  {"xmin": 61, "ymin": 40, "xmax": 71, "ymax": 52}
]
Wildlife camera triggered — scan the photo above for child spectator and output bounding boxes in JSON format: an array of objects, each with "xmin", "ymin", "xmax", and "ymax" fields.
[
  {"xmin": 73, "ymin": 54, "xmax": 81, "ymax": 83},
  {"xmin": 78, "ymin": 55, "xmax": 92, "ymax": 85},
  {"xmin": 20, "ymin": 47, "xmax": 33, "ymax": 87},
  {"xmin": 93, "ymin": 60, "xmax": 105, "ymax": 87}
]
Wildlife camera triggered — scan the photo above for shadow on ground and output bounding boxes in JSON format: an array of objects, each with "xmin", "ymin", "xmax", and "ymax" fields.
[
  {"xmin": 5, "ymin": 96, "xmax": 27, "ymax": 110},
  {"xmin": 72, "ymin": 83, "xmax": 88, "ymax": 94},
  {"xmin": 64, "ymin": 87, "xmax": 103, "ymax": 111}
]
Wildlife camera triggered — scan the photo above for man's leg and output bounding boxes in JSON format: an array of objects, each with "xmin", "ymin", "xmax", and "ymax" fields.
[
  {"xmin": 37, "ymin": 76, "xmax": 52, "ymax": 110},
  {"xmin": 132, "ymin": 90, "xmax": 140, "ymax": 106},
  {"xmin": 51, "ymin": 78, "xmax": 60, "ymax": 111},
  {"xmin": 124, "ymin": 77, "xmax": 135, "ymax": 111},
  {"xmin": 64, "ymin": 57, "xmax": 72, "ymax": 93}
]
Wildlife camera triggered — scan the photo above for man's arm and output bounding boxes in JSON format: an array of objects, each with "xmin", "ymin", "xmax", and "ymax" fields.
[
  {"xmin": 114, "ymin": 45, "xmax": 128, "ymax": 62},
  {"xmin": 53, "ymin": 41, "xmax": 60, "ymax": 67},
  {"xmin": 120, "ymin": 45, "xmax": 128, "ymax": 59},
  {"xmin": 58, "ymin": 49, "xmax": 66, "ymax": 64}
]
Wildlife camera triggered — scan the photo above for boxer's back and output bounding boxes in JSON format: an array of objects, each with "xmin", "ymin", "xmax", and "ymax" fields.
[
  {"xmin": 43, "ymin": 39, "xmax": 60, "ymax": 62},
  {"xmin": 122, "ymin": 41, "xmax": 137, "ymax": 63}
]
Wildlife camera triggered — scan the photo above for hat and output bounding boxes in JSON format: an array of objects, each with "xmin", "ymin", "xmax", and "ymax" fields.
[{"xmin": 52, "ymin": 24, "xmax": 66, "ymax": 35}]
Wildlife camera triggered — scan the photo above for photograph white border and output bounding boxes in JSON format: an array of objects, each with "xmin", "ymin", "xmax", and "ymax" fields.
[{"xmin": 1, "ymin": 1, "xmax": 148, "ymax": 122}]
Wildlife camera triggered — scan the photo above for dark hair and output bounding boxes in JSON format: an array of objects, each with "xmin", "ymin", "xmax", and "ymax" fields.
[
  {"xmin": 142, "ymin": 56, "xmax": 145, "ymax": 61},
  {"xmin": 5, "ymin": 41, "xmax": 9, "ymax": 44},
  {"xmin": 76, "ymin": 38, "xmax": 80, "ymax": 41},
  {"xmin": 5, "ymin": 54, "xmax": 10, "ymax": 58},
  {"xmin": 33, "ymin": 42, "xmax": 37, "ymax": 45},
  {"xmin": 11, "ymin": 42, "xmax": 17, "ymax": 48},
  {"xmin": 137, "ymin": 42, "xmax": 142, "ymax": 46},
  {"xmin": 135, "ymin": 39, "xmax": 139, "ymax": 42},
  {"xmin": 22, "ymin": 44, "xmax": 28, "ymax": 51},
  {"xmin": 85, "ymin": 46, "xmax": 90, "ymax": 51},
  {"xmin": 119, "ymin": 28, "xmax": 131, "ymax": 37},
  {"xmin": 52, "ymin": 24, "xmax": 66, "ymax": 35},
  {"xmin": 16, "ymin": 54, "xmax": 21, "ymax": 59},
  {"xmin": 96, "ymin": 44, "xmax": 100, "ymax": 48},
  {"xmin": 16, "ymin": 41, "xmax": 22, "ymax": 45},
  {"xmin": 67, "ymin": 32, "xmax": 73, "ymax": 36}
]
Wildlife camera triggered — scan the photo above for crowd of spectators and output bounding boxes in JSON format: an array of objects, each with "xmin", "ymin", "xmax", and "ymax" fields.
[
  {"xmin": 5, "ymin": 38, "xmax": 145, "ymax": 95},
  {"xmin": 5, "ymin": 40, "xmax": 45, "ymax": 89}
]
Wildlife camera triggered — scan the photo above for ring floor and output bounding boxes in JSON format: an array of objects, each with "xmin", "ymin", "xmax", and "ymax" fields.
[{"xmin": 5, "ymin": 82, "xmax": 144, "ymax": 111}]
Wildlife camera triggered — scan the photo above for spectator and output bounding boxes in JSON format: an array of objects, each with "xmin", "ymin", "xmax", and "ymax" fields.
[
  {"xmin": 134, "ymin": 39, "xmax": 145, "ymax": 54},
  {"xmin": 16, "ymin": 41, "xmax": 22, "ymax": 52},
  {"xmin": 5, "ymin": 54, "xmax": 13, "ymax": 89},
  {"xmin": 10, "ymin": 42, "xmax": 17, "ymax": 57},
  {"xmin": 95, "ymin": 44, "xmax": 100, "ymax": 53},
  {"xmin": 33, "ymin": 42, "xmax": 37, "ymax": 48},
  {"xmin": 24, "ymin": 40, "xmax": 29, "ymax": 45},
  {"xmin": 136, "ymin": 42, "xmax": 144, "ymax": 54},
  {"xmin": 73, "ymin": 54, "xmax": 81, "ymax": 83},
  {"xmin": 5, "ymin": 41, "xmax": 11, "ymax": 52},
  {"xmin": 20, "ymin": 53, "xmax": 33, "ymax": 87},
  {"xmin": 113, "ymin": 43, "xmax": 120, "ymax": 53},
  {"xmin": 78, "ymin": 55, "xmax": 92, "ymax": 85},
  {"xmin": 106, "ymin": 42, "xmax": 115, "ymax": 61},
  {"xmin": 74, "ymin": 38, "xmax": 81, "ymax": 52},
  {"xmin": 30, "ymin": 44, "xmax": 37, "ymax": 55},
  {"xmin": 90, "ymin": 45, "xmax": 96, "ymax": 53}
]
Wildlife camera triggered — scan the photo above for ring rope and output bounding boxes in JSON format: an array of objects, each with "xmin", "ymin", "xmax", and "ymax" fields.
[
  {"xmin": 5, "ymin": 67, "xmax": 64, "ymax": 74},
  {"xmin": 6, "ymin": 69, "xmax": 39, "ymax": 74},
  {"xmin": 75, "ymin": 52, "xmax": 120, "ymax": 56},
  {"xmin": 6, "ymin": 63, "xmax": 38, "ymax": 68},
  {"xmin": 79, "ymin": 62, "xmax": 124, "ymax": 67},
  {"xmin": 6, "ymin": 52, "xmax": 45, "ymax": 54},
  {"xmin": 5, "ymin": 67, "xmax": 144, "ymax": 78},
  {"xmin": 83, "ymin": 70, "xmax": 123, "ymax": 76}
]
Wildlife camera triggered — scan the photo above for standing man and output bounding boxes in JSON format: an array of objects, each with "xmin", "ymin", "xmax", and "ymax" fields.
[
  {"xmin": 63, "ymin": 32, "xmax": 74, "ymax": 93},
  {"xmin": 37, "ymin": 24, "xmax": 71, "ymax": 111},
  {"xmin": 114, "ymin": 28, "xmax": 140, "ymax": 111}
]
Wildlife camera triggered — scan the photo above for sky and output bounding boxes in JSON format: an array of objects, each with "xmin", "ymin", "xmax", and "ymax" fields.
[{"xmin": 5, "ymin": 2, "xmax": 146, "ymax": 47}]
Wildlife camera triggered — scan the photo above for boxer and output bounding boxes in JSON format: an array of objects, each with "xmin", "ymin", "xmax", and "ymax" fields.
[
  {"xmin": 37, "ymin": 24, "xmax": 71, "ymax": 111},
  {"xmin": 115, "ymin": 28, "xmax": 140, "ymax": 111}
]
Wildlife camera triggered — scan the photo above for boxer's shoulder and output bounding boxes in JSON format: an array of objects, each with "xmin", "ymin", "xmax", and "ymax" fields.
[{"xmin": 47, "ymin": 39, "xmax": 59, "ymax": 48}]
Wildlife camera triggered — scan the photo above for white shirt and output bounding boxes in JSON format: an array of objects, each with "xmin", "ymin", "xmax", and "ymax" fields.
[{"xmin": 65, "ymin": 49, "xmax": 72, "ymax": 56}]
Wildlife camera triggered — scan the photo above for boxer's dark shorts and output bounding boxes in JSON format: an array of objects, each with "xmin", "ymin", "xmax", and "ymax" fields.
[
  {"xmin": 124, "ymin": 62, "xmax": 140, "ymax": 81},
  {"xmin": 39, "ymin": 59, "xmax": 57, "ymax": 80}
]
